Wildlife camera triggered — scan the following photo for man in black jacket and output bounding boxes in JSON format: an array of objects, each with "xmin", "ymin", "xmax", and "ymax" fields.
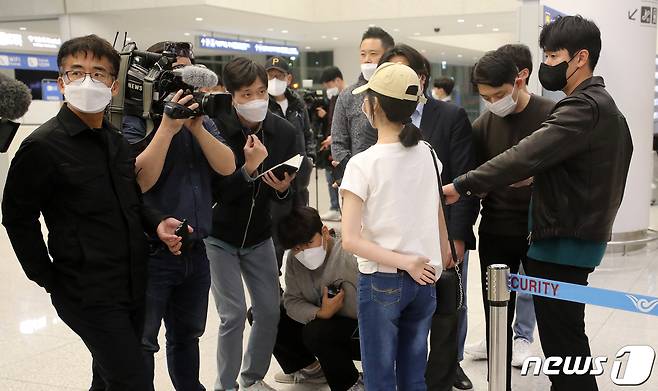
[
  {"xmin": 378, "ymin": 44, "xmax": 479, "ymax": 391},
  {"xmin": 266, "ymin": 56, "xmax": 314, "ymax": 206},
  {"xmin": 206, "ymin": 57, "xmax": 298, "ymax": 391},
  {"xmin": 265, "ymin": 56, "xmax": 313, "ymax": 268},
  {"xmin": 2, "ymin": 35, "xmax": 185, "ymax": 391},
  {"xmin": 444, "ymin": 16, "xmax": 633, "ymax": 391}
]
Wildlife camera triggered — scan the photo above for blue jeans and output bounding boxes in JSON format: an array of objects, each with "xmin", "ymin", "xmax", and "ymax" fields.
[
  {"xmin": 141, "ymin": 243, "xmax": 211, "ymax": 391},
  {"xmin": 358, "ymin": 271, "xmax": 437, "ymax": 391},
  {"xmin": 513, "ymin": 262, "xmax": 536, "ymax": 342},
  {"xmin": 325, "ymin": 168, "xmax": 340, "ymax": 211}
]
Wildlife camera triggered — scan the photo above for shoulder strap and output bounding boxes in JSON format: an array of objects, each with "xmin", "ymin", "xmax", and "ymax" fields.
[{"xmin": 422, "ymin": 141, "xmax": 457, "ymax": 264}]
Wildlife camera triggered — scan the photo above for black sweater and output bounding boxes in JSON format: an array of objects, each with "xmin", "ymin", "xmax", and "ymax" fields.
[{"xmin": 210, "ymin": 109, "xmax": 298, "ymax": 248}]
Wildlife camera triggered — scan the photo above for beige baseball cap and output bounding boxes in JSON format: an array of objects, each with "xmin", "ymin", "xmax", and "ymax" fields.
[{"xmin": 352, "ymin": 62, "xmax": 427, "ymax": 103}]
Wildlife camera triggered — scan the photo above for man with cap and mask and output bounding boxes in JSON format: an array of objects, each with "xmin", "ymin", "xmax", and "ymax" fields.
[
  {"xmin": 2, "ymin": 34, "xmax": 188, "ymax": 391},
  {"xmin": 444, "ymin": 16, "xmax": 633, "ymax": 391},
  {"xmin": 267, "ymin": 206, "xmax": 362, "ymax": 391},
  {"xmin": 265, "ymin": 56, "xmax": 314, "ymax": 269},
  {"xmin": 205, "ymin": 57, "xmax": 299, "ymax": 391},
  {"xmin": 330, "ymin": 27, "xmax": 394, "ymax": 185},
  {"xmin": 121, "ymin": 40, "xmax": 236, "ymax": 390}
]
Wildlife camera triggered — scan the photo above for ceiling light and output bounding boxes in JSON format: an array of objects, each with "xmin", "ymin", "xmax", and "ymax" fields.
[
  {"xmin": 393, "ymin": 28, "xmax": 400, "ymax": 32},
  {"xmin": 19, "ymin": 27, "xmax": 27, "ymax": 31},
  {"xmin": 195, "ymin": 17, "xmax": 203, "ymax": 22},
  {"xmin": 281, "ymin": 30, "xmax": 288, "ymax": 34},
  {"xmin": 183, "ymin": 32, "xmax": 191, "ymax": 36},
  {"xmin": 369, "ymin": 24, "xmax": 375, "ymax": 27},
  {"xmin": 476, "ymin": 24, "xmax": 484, "ymax": 28},
  {"xmin": 421, "ymin": 49, "xmax": 427, "ymax": 53},
  {"xmin": 492, "ymin": 27, "xmax": 500, "ymax": 32},
  {"xmin": 305, "ymin": 46, "xmax": 311, "ymax": 50},
  {"xmin": 321, "ymin": 35, "xmax": 327, "ymax": 39},
  {"xmin": 267, "ymin": 28, "xmax": 274, "ymax": 32},
  {"xmin": 413, "ymin": 32, "xmax": 421, "ymax": 36},
  {"xmin": 332, "ymin": 37, "xmax": 339, "ymax": 40},
  {"xmin": 457, "ymin": 19, "xmax": 465, "ymax": 23},
  {"xmin": 457, "ymin": 54, "xmax": 463, "ymax": 58},
  {"xmin": 126, "ymin": 37, "xmax": 132, "ymax": 42}
]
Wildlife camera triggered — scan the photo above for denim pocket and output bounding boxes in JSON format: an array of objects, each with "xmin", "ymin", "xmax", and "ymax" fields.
[
  {"xmin": 371, "ymin": 273, "xmax": 402, "ymax": 306},
  {"xmin": 430, "ymin": 283, "xmax": 437, "ymax": 299}
]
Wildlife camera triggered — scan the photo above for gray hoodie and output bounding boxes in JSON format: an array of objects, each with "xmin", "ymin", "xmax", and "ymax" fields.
[{"xmin": 283, "ymin": 238, "xmax": 358, "ymax": 324}]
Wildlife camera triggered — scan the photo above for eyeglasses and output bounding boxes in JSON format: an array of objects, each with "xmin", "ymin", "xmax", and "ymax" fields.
[{"xmin": 63, "ymin": 70, "xmax": 114, "ymax": 84}]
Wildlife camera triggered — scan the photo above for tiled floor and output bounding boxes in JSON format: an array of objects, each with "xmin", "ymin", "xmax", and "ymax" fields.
[{"xmin": 1, "ymin": 170, "xmax": 657, "ymax": 390}]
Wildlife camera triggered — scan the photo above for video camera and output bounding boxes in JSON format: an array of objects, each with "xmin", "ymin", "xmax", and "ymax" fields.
[{"xmin": 109, "ymin": 41, "xmax": 232, "ymax": 133}]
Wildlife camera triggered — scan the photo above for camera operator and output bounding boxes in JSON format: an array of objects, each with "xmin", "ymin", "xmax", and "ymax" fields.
[
  {"xmin": 121, "ymin": 41, "xmax": 235, "ymax": 390},
  {"xmin": 2, "ymin": 35, "xmax": 187, "ymax": 391},
  {"xmin": 206, "ymin": 57, "xmax": 299, "ymax": 391},
  {"xmin": 270, "ymin": 207, "xmax": 361, "ymax": 391},
  {"xmin": 317, "ymin": 66, "xmax": 345, "ymax": 221}
]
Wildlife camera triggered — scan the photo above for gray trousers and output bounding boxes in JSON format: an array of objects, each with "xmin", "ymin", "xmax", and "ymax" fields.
[{"xmin": 205, "ymin": 236, "xmax": 281, "ymax": 390}]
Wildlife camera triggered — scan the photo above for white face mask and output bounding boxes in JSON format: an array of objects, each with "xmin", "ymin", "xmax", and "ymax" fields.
[
  {"xmin": 235, "ymin": 99, "xmax": 269, "ymax": 123},
  {"xmin": 361, "ymin": 100, "xmax": 375, "ymax": 128},
  {"xmin": 361, "ymin": 63, "xmax": 377, "ymax": 81},
  {"xmin": 267, "ymin": 78, "xmax": 287, "ymax": 97},
  {"xmin": 326, "ymin": 86, "xmax": 339, "ymax": 100},
  {"xmin": 295, "ymin": 236, "xmax": 327, "ymax": 270},
  {"xmin": 431, "ymin": 90, "xmax": 440, "ymax": 100},
  {"xmin": 484, "ymin": 86, "xmax": 518, "ymax": 117},
  {"xmin": 64, "ymin": 77, "xmax": 113, "ymax": 114}
]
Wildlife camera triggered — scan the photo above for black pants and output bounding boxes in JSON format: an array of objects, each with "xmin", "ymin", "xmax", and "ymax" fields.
[
  {"xmin": 478, "ymin": 232, "xmax": 528, "ymax": 391},
  {"xmin": 251, "ymin": 306, "xmax": 360, "ymax": 391},
  {"xmin": 51, "ymin": 293, "xmax": 148, "ymax": 391},
  {"xmin": 524, "ymin": 258, "xmax": 598, "ymax": 391},
  {"xmin": 425, "ymin": 264, "xmax": 466, "ymax": 391}
]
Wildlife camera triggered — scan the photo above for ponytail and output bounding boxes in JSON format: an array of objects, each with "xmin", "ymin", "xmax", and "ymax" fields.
[{"xmin": 399, "ymin": 122, "xmax": 422, "ymax": 147}]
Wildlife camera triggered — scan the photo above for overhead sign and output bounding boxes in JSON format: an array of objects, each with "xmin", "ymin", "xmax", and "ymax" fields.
[
  {"xmin": 0, "ymin": 52, "xmax": 58, "ymax": 71},
  {"xmin": 198, "ymin": 36, "xmax": 299, "ymax": 56},
  {"xmin": 543, "ymin": 6, "xmax": 567, "ymax": 25},
  {"xmin": 0, "ymin": 30, "xmax": 61, "ymax": 51}
]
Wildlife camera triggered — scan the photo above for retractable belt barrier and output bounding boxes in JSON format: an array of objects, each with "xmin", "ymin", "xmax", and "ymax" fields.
[
  {"xmin": 486, "ymin": 264, "xmax": 658, "ymax": 391},
  {"xmin": 509, "ymin": 273, "xmax": 658, "ymax": 317}
]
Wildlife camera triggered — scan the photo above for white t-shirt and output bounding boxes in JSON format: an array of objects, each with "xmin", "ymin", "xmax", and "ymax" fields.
[
  {"xmin": 339, "ymin": 141, "xmax": 443, "ymax": 275},
  {"xmin": 277, "ymin": 98, "xmax": 289, "ymax": 115}
]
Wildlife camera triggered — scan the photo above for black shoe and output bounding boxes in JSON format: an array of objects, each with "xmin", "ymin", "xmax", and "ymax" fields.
[{"xmin": 454, "ymin": 365, "xmax": 473, "ymax": 390}]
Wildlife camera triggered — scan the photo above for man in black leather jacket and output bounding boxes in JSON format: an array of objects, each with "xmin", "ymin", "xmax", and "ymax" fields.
[{"xmin": 444, "ymin": 16, "xmax": 633, "ymax": 391}]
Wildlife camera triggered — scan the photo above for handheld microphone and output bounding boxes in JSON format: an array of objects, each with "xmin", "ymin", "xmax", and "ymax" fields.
[
  {"xmin": 0, "ymin": 74, "xmax": 32, "ymax": 153},
  {"xmin": 174, "ymin": 65, "xmax": 218, "ymax": 89},
  {"xmin": 0, "ymin": 73, "xmax": 32, "ymax": 120}
]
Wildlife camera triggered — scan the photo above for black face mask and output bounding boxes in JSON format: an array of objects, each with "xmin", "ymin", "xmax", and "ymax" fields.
[{"xmin": 538, "ymin": 52, "xmax": 581, "ymax": 92}]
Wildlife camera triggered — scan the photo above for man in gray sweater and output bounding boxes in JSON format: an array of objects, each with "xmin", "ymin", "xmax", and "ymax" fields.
[{"xmin": 270, "ymin": 207, "xmax": 362, "ymax": 391}]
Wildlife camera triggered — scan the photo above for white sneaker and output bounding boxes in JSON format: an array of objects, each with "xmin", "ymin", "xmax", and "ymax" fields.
[
  {"xmin": 243, "ymin": 380, "xmax": 278, "ymax": 391},
  {"xmin": 512, "ymin": 338, "xmax": 533, "ymax": 368},
  {"xmin": 320, "ymin": 209, "xmax": 341, "ymax": 221},
  {"xmin": 273, "ymin": 368, "xmax": 327, "ymax": 384},
  {"xmin": 347, "ymin": 374, "xmax": 365, "ymax": 391},
  {"xmin": 464, "ymin": 339, "xmax": 488, "ymax": 360}
]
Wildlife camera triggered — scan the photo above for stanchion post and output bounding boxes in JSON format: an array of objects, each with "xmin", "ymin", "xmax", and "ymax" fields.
[{"xmin": 487, "ymin": 264, "xmax": 510, "ymax": 391}]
